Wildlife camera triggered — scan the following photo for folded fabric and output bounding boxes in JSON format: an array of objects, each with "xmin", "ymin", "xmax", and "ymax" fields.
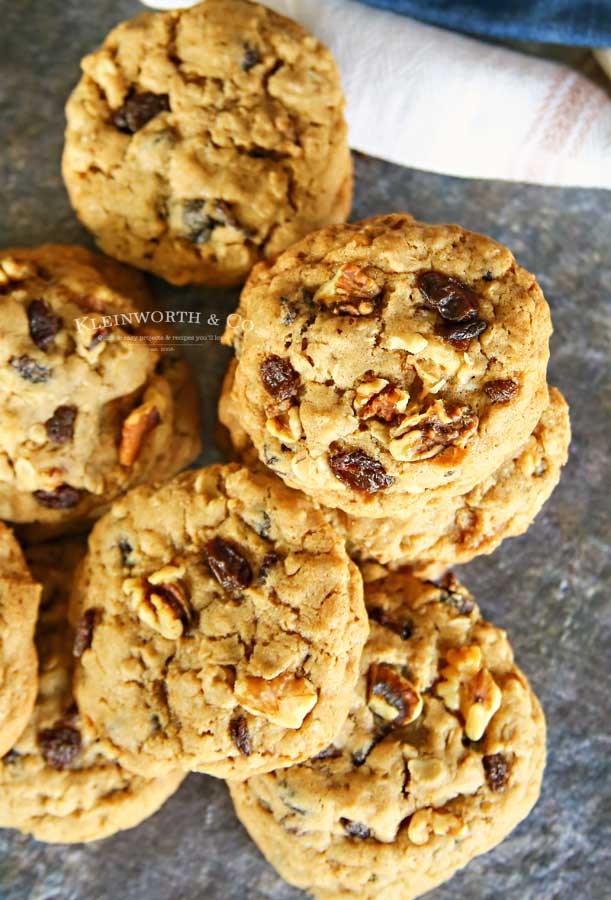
[
  {"xmin": 357, "ymin": 0, "xmax": 611, "ymax": 47},
  {"xmin": 140, "ymin": 0, "xmax": 611, "ymax": 190}
]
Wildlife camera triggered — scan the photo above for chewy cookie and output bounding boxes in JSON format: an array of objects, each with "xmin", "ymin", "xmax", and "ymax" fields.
[
  {"xmin": 62, "ymin": 0, "xmax": 352, "ymax": 286},
  {"xmin": 223, "ymin": 214, "xmax": 552, "ymax": 517},
  {"xmin": 0, "ymin": 524, "xmax": 41, "ymax": 758},
  {"xmin": 0, "ymin": 540, "xmax": 184, "ymax": 844},
  {"xmin": 336, "ymin": 386, "xmax": 571, "ymax": 576},
  {"xmin": 230, "ymin": 568, "xmax": 546, "ymax": 900},
  {"xmin": 0, "ymin": 244, "xmax": 201, "ymax": 538},
  {"xmin": 71, "ymin": 464, "xmax": 368, "ymax": 778}
]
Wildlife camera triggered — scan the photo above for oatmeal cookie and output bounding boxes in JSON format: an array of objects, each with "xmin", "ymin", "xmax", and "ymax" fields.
[
  {"xmin": 0, "ymin": 539, "xmax": 184, "ymax": 844},
  {"xmin": 230, "ymin": 567, "xmax": 546, "ymax": 899},
  {"xmin": 0, "ymin": 244, "xmax": 201, "ymax": 538},
  {"xmin": 62, "ymin": 0, "xmax": 352, "ymax": 286},
  {"xmin": 223, "ymin": 214, "xmax": 552, "ymax": 516},
  {"xmin": 0, "ymin": 524, "xmax": 41, "ymax": 758},
  {"xmin": 71, "ymin": 464, "xmax": 367, "ymax": 778}
]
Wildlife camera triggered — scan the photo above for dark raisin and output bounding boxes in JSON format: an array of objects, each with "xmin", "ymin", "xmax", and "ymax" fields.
[
  {"xmin": 206, "ymin": 537, "xmax": 252, "ymax": 594},
  {"xmin": 484, "ymin": 379, "xmax": 518, "ymax": 403},
  {"xmin": 229, "ymin": 715, "xmax": 252, "ymax": 756},
  {"xmin": 28, "ymin": 299, "xmax": 62, "ymax": 351},
  {"xmin": 260, "ymin": 355, "xmax": 299, "ymax": 402},
  {"xmin": 313, "ymin": 744, "xmax": 341, "ymax": 761},
  {"xmin": 182, "ymin": 200, "xmax": 213, "ymax": 244},
  {"xmin": 113, "ymin": 91, "xmax": 170, "ymax": 134},
  {"xmin": 39, "ymin": 725, "xmax": 81, "ymax": 770},
  {"xmin": 213, "ymin": 200, "xmax": 239, "ymax": 228},
  {"xmin": 436, "ymin": 574, "xmax": 475, "ymax": 615},
  {"xmin": 73, "ymin": 609, "xmax": 96, "ymax": 658},
  {"xmin": 483, "ymin": 752, "xmax": 510, "ymax": 792},
  {"xmin": 329, "ymin": 450, "xmax": 393, "ymax": 494},
  {"xmin": 256, "ymin": 511, "xmax": 272, "ymax": 539},
  {"xmin": 33, "ymin": 484, "xmax": 82, "ymax": 509},
  {"xmin": 118, "ymin": 538, "xmax": 133, "ymax": 567},
  {"xmin": 280, "ymin": 298, "xmax": 299, "ymax": 324},
  {"xmin": 369, "ymin": 606, "xmax": 413, "ymax": 640},
  {"xmin": 2, "ymin": 749, "xmax": 20, "ymax": 765},
  {"xmin": 242, "ymin": 44, "xmax": 261, "ymax": 72},
  {"xmin": 10, "ymin": 354, "xmax": 50, "ymax": 383},
  {"xmin": 402, "ymin": 761, "xmax": 411, "ymax": 796},
  {"xmin": 438, "ymin": 318, "xmax": 488, "ymax": 348},
  {"xmin": 89, "ymin": 327, "xmax": 111, "ymax": 350},
  {"xmin": 417, "ymin": 271, "xmax": 479, "ymax": 323},
  {"xmin": 249, "ymin": 147, "xmax": 280, "ymax": 160},
  {"xmin": 482, "ymin": 270, "xmax": 494, "ymax": 282},
  {"xmin": 259, "ymin": 552, "xmax": 280, "ymax": 584},
  {"xmin": 45, "ymin": 405, "xmax": 77, "ymax": 444},
  {"xmin": 340, "ymin": 818, "xmax": 371, "ymax": 839}
]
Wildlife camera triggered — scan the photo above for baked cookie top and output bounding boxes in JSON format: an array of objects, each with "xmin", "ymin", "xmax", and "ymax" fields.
[
  {"xmin": 230, "ymin": 568, "xmax": 546, "ymax": 900},
  {"xmin": 0, "ymin": 523, "xmax": 41, "ymax": 759},
  {"xmin": 0, "ymin": 244, "xmax": 201, "ymax": 533},
  {"xmin": 0, "ymin": 539, "xmax": 184, "ymax": 844},
  {"xmin": 337, "ymin": 386, "xmax": 571, "ymax": 576},
  {"xmin": 71, "ymin": 464, "xmax": 368, "ymax": 779},
  {"xmin": 224, "ymin": 214, "xmax": 552, "ymax": 516},
  {"xmin": 62, "ymin": 0, "xmax": 352, "ymax": 286}
]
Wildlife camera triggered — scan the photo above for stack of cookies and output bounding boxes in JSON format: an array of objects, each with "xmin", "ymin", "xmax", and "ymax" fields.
[{"xmin": 0, "ymin": 1, "xmax": 570, "ymax": 898}]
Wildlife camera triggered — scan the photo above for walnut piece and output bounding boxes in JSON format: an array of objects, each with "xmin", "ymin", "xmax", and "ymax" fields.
[
  {"xmin": 367, "ymin": 663, "xmax": 423, "ymax": 725},
  {"xmin": 234, "ymin": 672, "xmax": 318, "ymax": 729},
  {"xmin": 119, "ymin": 402, "xmax": 161, "ymax": 466},
  {"xmin": 124, "ymin": 564, "xmax": 191, "ymax": 640},
  {"xmin": 407, "ymin": 808, "xmax": 466, "ymax": 845},
  {"xmin": 354, "ymin": 378, "xmax": 409, "ymax": 423},
  {"xmin": 265, "ymin": 406, "xmax": 303, "ymax": 443},
  {"xmin": 436, "ymin": 644, "xmax": 502, "ymax": 741},
  {"xmin": 0, "ymin": 256, "xmax": 35, "ymax": 283},
  {"xmin": 389, "ymin": 400, "xmax": 478, "ymax": 462},
  {"xmin": 313, "ymin": 263, "xmax": 381, "ymax": 315}
]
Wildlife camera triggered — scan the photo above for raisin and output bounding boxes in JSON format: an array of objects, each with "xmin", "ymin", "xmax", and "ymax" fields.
[
  {"xmin": 10, "ymin": 354, "xmax": 50, "ymax": 383},
  {"xmin": 259, "ymin": 551, "xmax": 280, "ymax": 584},
  {"xmin": 118, "ymin": 538, "xmax": 133, "ymax": 566},
  {"xmin": 369, "ymin": 606, "xmax": 413, "ymax": 640},
  {"xmin": 2, "ymin": 749, "xmax": 20, "ymax": 765},
  {"xmin": 329, "ymin": 450, "xmax": 393, "ymax": 494},
  {"xmin": 340, "ymin": 819, "xmax": 371, "ymax": 839},
  {"xmin": 45, "ymin": 405, "xmax": 77, "ymax": 443},
  {"xmin": 417, "ymin": 271, "xmax": 479, "ymax": 322},
  {"xmin": 73, "ymin": 609, "xmax": 96, "ymax": 658},
  {"xmin": 483, "ymin": 753, "xmax": 510, "ymax": 792},
  {"xmin": 439, "ymin": 319, "xmax": 487, "ymax": 348},
  {"xmin": 206, "ymin": 537, "xmax": 252, "ymax": 594},
  {"xmin": 182, "ymin": 200, "xmax": 213, "ymax": 244},
  {"xmin": 260, "ymin": 355, "xmax": 299, "ymax": 402},
  {"xmin": 484, "ymin": 379, "xmax": 518, "ymax": 403},
  {"xmin": 113, "ymin": 90, "xmax": 170, "ymax": 134},
  {"xmin": 89, "ymin": 327, "xmax": 110, "ymax": 350},
  {"xmin": 313, "ymin": 744, "xmax": 341, "ymax": 761},
  {"xmin": 229, "ymin": 715, "xmax": 252, "ymax": 756},
  {"xmin": 33, "ymin": 484, "xmax": 82, "ymax": 509},
  {"xmin": 28, "ymin": 299, "xmax": 62, "ymax": 351},
  {"xmin": 437, "ymin": 574, "xmax": 475, "ymax": 615},
  {"xmin": 39, "ymin": 725, "xmax": 81, "ymax": 770},
  {"xmin": 242, "ymin": 44, "xmax": 261, "ymax": 71}
]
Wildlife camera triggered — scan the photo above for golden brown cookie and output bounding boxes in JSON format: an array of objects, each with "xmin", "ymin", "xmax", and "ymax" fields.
[
  {"xmin": 62, "ymin": 0, "xmax": 352, "ymax": 286},
  {"xmin": 0, "ymin": 523, "xmax": 40, "ymax": 758},
  {"xmin": 71, "ymin": 464, "xmax": 368, "ymax": 779},
  {"xmin": 0, "ymin": 539, "xmax": 184, "ymax": 844},
  {"xmin": 0, "ymin": 244, "xmax": 201, "ymax": 539},
  {"xmin": 230, "ymin": 567, "xmax": 546, "ymax": 899},
  {"xmin": 223, "ymin": 214, "xmax": 552, "ymax": 517}
]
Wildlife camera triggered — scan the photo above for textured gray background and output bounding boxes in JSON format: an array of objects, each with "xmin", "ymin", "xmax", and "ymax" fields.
[{"xmin": 1, "ymin": 2, "xmax": 610, "ymax": 898}]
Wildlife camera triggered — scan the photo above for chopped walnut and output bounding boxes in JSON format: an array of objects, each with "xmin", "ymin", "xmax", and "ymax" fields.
[
  {"xmin": 119, "ymin": 402, "xmax": 161, "ymax": 466},
  {"xmin": 389, "ymin": 400, "xmax": 478, "ymax": 462},
  {"xmin": 367, "ymin": 664, "xmax": 422, "ymax": 725},
  {"xmin": 313, "ymin": 263, "xmax": 381, "ymax": 315},
  {"xmin": 0, "ymin": 256, "xmax": 35, "ymax": 283},
  {"xmin": 354, "ymin": 378, "xmax": 409, "ymax": 423},
  {"xmin": 124, "ymin": 565, "xmax": 191, "ymax": 640},
  {"xmin": 436, "ymin": 645, "xmax": 502, "ymax": 741},
  {"xmin": 234, "ymin": 672, "xmax": 318, "ymax": 729},
  {"xmin": 265, "ymin": 406, "xmax": 303, "ymax": 444},
  {"xmin": 407, "ymin": 808, "xmax": 466, "ymax": 845}
]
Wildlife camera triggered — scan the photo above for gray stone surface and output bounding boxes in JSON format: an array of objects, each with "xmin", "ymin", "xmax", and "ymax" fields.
[{"xmin": 1, "ymin": 2, "xmax": 610, "ymax": 899}]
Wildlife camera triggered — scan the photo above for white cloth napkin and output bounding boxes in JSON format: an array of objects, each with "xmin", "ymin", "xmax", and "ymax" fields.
[{"xmin": 140, "ymin": 0, "xmax": 611, "ymax": 189}]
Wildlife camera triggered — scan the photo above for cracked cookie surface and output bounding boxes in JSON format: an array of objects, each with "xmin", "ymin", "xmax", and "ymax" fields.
[
  {"xmin": 62, "ymin": 0, "xmax": 352, "ymax": 286},
  {"xmin": 223, "ymin": 214, "xmax": 552, "ymax": 516},
  {"xmin": 0, "ymin": 244, "xmax": 201, "ymax": 539},
  {"xmin": 71, "ymin": 464, "xmax": 367, "ymax": 778},
  {"xmin": 230, "ymin": 567, "xmax": 546, "ymax": 900},
  {"xmin": 0, "ymin": 524, "xmax": 41, "ymax": 758},
  {"xmin": 0, "ymin": 539, "xmax": 184, "ymax": 844}
]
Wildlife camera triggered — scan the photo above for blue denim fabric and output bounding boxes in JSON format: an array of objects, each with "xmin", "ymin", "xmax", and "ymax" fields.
[{"xmin": 356, "ymin": 0, "xmax": 611, "ymax": 46}]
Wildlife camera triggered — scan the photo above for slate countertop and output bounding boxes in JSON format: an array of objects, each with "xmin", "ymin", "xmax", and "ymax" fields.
[{"xmin": 1, "ymin": 2, "xmax": 610, "ymax": 898}]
